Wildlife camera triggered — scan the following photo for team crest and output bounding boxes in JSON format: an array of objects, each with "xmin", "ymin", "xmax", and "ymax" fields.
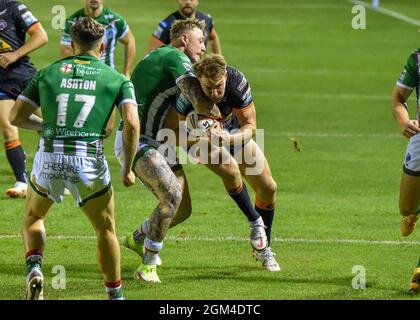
[
  {"xmin": 60, "ymin": 63, "xmax": 73, "ymax": 74},
  {"xmin": 0, "ymin": 20, "xmax": 7, "ymax": 31},
  {"xmin": 182, "ymin": 63, "xmax": 192, "ymax": 71}
]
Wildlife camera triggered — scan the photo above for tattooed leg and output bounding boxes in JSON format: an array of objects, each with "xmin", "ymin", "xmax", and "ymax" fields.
[{"xmin": 133, "ymin": 149, "xmax": 182, "ymax": 242}]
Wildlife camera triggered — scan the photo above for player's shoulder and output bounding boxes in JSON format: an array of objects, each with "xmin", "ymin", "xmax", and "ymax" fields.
[
  {"xmin": 67, "ymin": 8, "xmax": 85, "ymax": 21},
  {"xmin": 161, "ymin": 45, "xmax": 190, "ymax": 61},
  {"xmin": 196, "ymin": 10, "xmax": 213, "ymax": 22},
  {"xmin": 158, "ymin": 11, "xmax": 178, "ymax": 29},
  {"xmin": 102, "ymin": 6, "xmax": 126, "ymax": 22},
  {"xmin": 2, "ymin": 0, "xmax": 26, "ymax": 12},
  {"xmin": 227, "ymin": 66, "xmax": 246, "ymax": 84}
]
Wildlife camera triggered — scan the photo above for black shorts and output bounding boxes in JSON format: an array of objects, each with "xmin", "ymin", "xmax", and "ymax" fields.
[{"xmin": 0, "ymin": 79, "xmax": 31, "ymax": 101}]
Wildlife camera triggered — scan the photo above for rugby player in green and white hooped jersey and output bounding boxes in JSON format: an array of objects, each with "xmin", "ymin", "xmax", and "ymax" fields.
[
  {"xmin": 114, "ymin": 18, "xmax": 221, "ymax": 283},
  {"xmin": 392, "ymin": 49, "xmax": 420, "ymax": 294},
  {"xmin": 60, "ymin": 0, "xmax": 136, "ymax": 78},
  {"xmin": 10, "ymin": 17, "xmax": 140, "ymax": 300}
]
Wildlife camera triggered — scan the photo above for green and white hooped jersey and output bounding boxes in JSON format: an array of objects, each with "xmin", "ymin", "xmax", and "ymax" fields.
[
  {"xmin": 61, "ymin": 7, "xmax": 129, "ymax": 68},
  {"xmin": 130, "ymin": 45, "xmax": 194, "ymax": 139},
  {"xmin": 18, "ymin": 54, "xmax": 136, "ymax": 156},
  {"xmin": 397, "ymin": 49, "xmax": 420, "ymax": 117}
]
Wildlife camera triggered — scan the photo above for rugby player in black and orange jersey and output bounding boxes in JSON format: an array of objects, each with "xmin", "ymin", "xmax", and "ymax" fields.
[
  {"xmin": 176, "ymin": 54, "xmax": 280, "ymax": 272},
  {"xmin": 0, "ymin": 0, "xmax": 47, "ymax": 198},
  {"xmin": 148, "ymin": 0, "xmax": 221, "ymax": 55}
]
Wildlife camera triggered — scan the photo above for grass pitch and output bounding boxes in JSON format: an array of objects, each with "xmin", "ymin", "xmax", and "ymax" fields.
[{"xmin": 0, "ymin": 0, "xmax": 419, "ymax": 300}]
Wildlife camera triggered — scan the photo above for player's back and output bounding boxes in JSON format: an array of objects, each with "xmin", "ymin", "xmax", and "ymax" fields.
[
  {"xmin": 131, "ymin": 45, "xmax": 192, "ymax": 137},
  {"xmin": 28, "ymin": 54, "xmax": 130, "ymax": 154},
  {"xmin": 132, "ymin": 45, "xmax": 190, "ymax": 107}
]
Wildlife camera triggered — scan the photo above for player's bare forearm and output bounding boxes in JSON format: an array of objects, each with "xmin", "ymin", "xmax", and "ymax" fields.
[
  {"xmin": 209, "ymin": 28, "xmax": 222, "ymax": 55},
  {"xmin": 121, "ymin": 103, "xmax": 140, "ymax": 172},
  {"xmin": 392, "ymin": 85, "xmax": 412, "ymax": 127},
  {"xmin": 121, "ymin": 30, "xmax": 136, "ymax": 77},
  {"xmin": 9, "ymin": 100, "xmax": 42, "ymax": 131},
  {"xmin": 391, "ymin": 85, "xmax": 420, "ymax": 137},
  {"xmin": 177, "ymin": 77, "xmax": 222, "ymax": 119}
]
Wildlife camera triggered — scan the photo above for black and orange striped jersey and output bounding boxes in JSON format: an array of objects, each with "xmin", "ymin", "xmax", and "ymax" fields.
[
  {"xmin": 152, "ymin": 10, "xmax": 214, "ymax": 47},
  {"xmin": 0, "ymin": 0, "xmax": 39, "ymax": 82},
  {"xmin": 176, "ymin": 66, "xmax": 253, "ymax": 131}
]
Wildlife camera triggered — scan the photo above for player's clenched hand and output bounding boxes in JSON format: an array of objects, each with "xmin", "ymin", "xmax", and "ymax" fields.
[
  {"xmin": 0, "ymin": 52, "xmax": 20, "ymax": 69},
  {"xmin": 120, "ymin": 168, "xmax": 136, "ymax": 187},
  {"xmin": 402, "ymin": 120, "xmax": 420, "ymax": 138}
]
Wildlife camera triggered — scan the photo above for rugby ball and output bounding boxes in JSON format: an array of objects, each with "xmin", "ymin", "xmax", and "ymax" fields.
[{"xmin": 184, "ymin": 110, "xmax": 214, "ymax": 138}]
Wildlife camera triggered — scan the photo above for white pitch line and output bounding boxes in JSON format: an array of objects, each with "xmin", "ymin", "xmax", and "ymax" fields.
[
  {"xmin": 351, "ymin": 0, "xmax": 420, "ymax": 27},
  {"xmin": 1, "ymin": 234, "xmax": 419, "ymax": 246},
  {"xmin": 265, "ymin": 132, "xmax": 401, "ymax": 139}
]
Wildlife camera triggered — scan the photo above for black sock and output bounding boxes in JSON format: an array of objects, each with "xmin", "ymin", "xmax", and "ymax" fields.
[
  {"xmin": 255, "ymin": 206, "xmax": 275, "ymax": 246},
  {"xmin": 5, "ymin": 140, "xmax": 26, "ymax": 183},
  {"xmin": 228, "ymin": 182, "xmax": 260, "ymax": 222}
]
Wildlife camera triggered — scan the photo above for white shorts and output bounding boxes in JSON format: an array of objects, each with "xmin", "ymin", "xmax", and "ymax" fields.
[
  {"xmin": 30, "ymin": 151, "xmax": 111, "ymax": 207},
  {"xmin": 114, "ymin": 130, "xmax": 181, "ymax": 171},
  {"xmin": 404, "ymin": 133, "xmax": 420, "ymax": 176}
]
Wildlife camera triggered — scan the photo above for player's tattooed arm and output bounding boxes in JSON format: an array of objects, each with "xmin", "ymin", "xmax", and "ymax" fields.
[{"xmin": 177, "ymin": 77, "xmax": 222, "ymax": 119}]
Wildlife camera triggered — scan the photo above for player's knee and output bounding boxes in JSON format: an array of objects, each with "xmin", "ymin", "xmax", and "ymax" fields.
[{"xmin": 265, "ymin": 179, "xmax": 277, "ymax": 196}]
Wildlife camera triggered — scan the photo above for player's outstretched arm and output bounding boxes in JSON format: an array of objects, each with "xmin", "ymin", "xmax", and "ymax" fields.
[
  {"xmin": 392, "ymin": 85, "xmax": 420, "ymax": 138},
  {"xmin": 9, "ymin": 99, "xmax": 42, "ymax": 131},
  {"xmin": 177, "ymin": 76, "xmax": 222, "ymax": 119},
  {"xmin": 0, "ymin": 23, "xmax": 48, "ymax": 69},
  {"xmin": 119, "ymin": 102, "xmax": 140, "ymax": 187}
]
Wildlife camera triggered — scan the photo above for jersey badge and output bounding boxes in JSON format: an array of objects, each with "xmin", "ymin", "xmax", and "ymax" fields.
[
  {"xmin": 74, "ymin": 59, "xmax": 91, "ymax": 65},
  {"xmin": 21, "ymin": 11, "xmax": 36, "ymax": 26},
  {"xmin": 60, "ymin": 63, "xmax": 73, "ymax": 74},
  {"xmin": 0, "ymin": 38, "xmax": 12, "ymax": 53},
  {"xmin": 0, "ymin": 19, "xmax": 7, "ymax": 31},
  {"xmin": 182, "ymin": 63, "xmax": 192, "ymax": 71}
]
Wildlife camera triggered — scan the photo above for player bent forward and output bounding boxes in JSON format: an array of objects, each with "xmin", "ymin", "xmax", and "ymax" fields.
[
  {"xmin": 176, "ymin": 54, "xmax": 280, "ymax": 271},
  {"xmin": 10, "ymin": 17, "xmax": 139, "ymax": 300}
]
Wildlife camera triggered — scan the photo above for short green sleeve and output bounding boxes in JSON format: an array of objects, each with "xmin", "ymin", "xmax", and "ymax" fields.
[{"xmin": 397, "ymin": 53, "xmax": 418, "ymax": 90}]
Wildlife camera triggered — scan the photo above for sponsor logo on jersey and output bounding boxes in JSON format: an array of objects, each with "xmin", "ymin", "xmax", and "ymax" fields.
[
  {"xmin": 21, "ymin": 11, "xmax": 37, "ymax": 27},
  {"xmin": 74, "ymin": 59, "xmax": 91, "ymax": 65},
  {"xmin": 0, "ymin": 9, "xmax": 7, "ymax": 17},
  {"xmin": 0, "ymin": 19, "xmax": 7, "ymax": 31},
  {"xmin": 74, "ymin": 64, "xmax": 101, "ymax": 77},
  {"xmin": 0, "ymin": 38, "xmax": 12, "ymax": 53},
  {"xmin": 60, "ymin": 63, "xmax": 73, "ymax": 74},
  {"xmin": 182, "ymin": 63, "xmax": 192, "ymax": 71}
]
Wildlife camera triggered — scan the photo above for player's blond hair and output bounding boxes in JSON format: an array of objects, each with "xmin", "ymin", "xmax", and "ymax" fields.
[
  {"xmin": 71, "ymin": 17, "xmax": 104, "ymax": 50},
  {"xmin": 193, "ymin": 54, "xmax": 227, "ymax": 79},
  {"xmin": 170, "ymin": 18, "xmax": 205, "ymax": 41}
]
